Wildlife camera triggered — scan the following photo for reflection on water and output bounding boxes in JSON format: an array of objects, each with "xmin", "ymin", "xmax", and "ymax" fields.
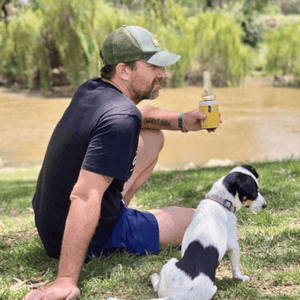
[{"xmin": 0, "ymin": 85, "xmax": 300, "ymax": 169}]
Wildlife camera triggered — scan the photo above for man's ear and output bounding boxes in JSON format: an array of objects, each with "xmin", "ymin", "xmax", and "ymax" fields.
[{"xmin": 115, "ymin": 63, "xmax": 131, "ymax": 81}]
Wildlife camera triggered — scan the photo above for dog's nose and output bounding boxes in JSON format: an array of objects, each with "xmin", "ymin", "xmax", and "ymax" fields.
[{"xmin": 262, "ymin": 203, "xmax": 267, "ymax": 209}]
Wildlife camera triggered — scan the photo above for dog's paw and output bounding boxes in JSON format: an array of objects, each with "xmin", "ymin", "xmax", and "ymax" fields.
[
  {"xmin": 150, "ymin": 273, "xmax": 160, "ymax": 292},
  {"xmin": 234, "ymin": 273, "xmax": 250, "ymax": 281}
]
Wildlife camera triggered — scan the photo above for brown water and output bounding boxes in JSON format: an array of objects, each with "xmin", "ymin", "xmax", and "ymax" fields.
[{"xmin": 0, "ymin": 85, "xmax": 299, "ymax": 169}]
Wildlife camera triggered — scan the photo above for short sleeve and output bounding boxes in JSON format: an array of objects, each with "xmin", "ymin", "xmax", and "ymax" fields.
[{"xmin": 81, "ymin": 114, "xmax": 141, "ymax": 181}]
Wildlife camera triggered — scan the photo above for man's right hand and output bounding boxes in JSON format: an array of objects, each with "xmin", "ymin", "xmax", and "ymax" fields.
[
  {"xmin": 23, "ymin": 277, "xmax": 80, "ymax": 300},
  {"xmin": 23, "ymin": 170, "xmax": 111, "ymax": 300}
]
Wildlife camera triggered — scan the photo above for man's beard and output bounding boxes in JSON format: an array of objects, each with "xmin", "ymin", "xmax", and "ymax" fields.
[{"xmin": 131, "ymin": 78, "xmax": 163, "ymax": 102}]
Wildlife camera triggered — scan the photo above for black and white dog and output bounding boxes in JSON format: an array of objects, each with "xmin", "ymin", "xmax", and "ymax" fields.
[{"xmin": 108, "ymin": 165, "xmax": 267, "ymax": 300}]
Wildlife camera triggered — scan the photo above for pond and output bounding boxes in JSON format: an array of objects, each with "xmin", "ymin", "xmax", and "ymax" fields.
[{"xmin": 0, "ymin": 83, "xmax": 299, "ymax": 169}]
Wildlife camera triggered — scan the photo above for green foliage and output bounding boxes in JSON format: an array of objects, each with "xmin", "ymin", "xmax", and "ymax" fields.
[
  {"xmin": 192, "ymin": 11, "xmax": 254, "ymax": 86},
  {"xmin": 264, "ymin": 3, "xmax": 281, "ymax": 15},
  {"xmin": 293, "ymin": 63, "xmax": 300, "ymax": 86},
  {"xmin": 33, "ymin": 0, "xmax": 116, "ymax": 86},
  {"xmin": 285, "ymin": 0, "xmax": 300, "ymax": 15},
  {"xmin": 0, "ymin": 0, "xmax": 128, "ymax": 88},
  {"xmin": 107, "ymin": 0, "xmax": 207, "ymax": 14},
  {"xmin": 2, "ymin": 0, "xmax": 298, "ymax": 89},
  {"xmin": 0, "ymin": 8, "xmax": 45, "ymax": 87},
  {"xmin": 265, "ymin": 21, "xmax": 300, "ymax": 76},
  {"xmin": 147, "ymin": 0, "xmax": 195, "ymax": 86},
  {"xmin": 219, "ymin": 0, "xmax": 269, "ymax": 48},
  {"xmin": 136, "ymin": 5, "xmax": 254, "ymax": 86},
  {"xmin": 0, "ymin": 0, "xmax": 254, "ymax": 89}
]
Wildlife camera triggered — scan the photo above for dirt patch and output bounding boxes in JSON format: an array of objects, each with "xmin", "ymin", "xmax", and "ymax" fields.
[
  {"xmin": 0, "ymin": 228, "xmax": 38, "ymax": 245},
  {"xmin": 249, "ymin": 265, "xmax": 300, "ymax": 297},
  {"xmin": 216, "ymin": 260, "xmax": 300, "ymax": 297}
]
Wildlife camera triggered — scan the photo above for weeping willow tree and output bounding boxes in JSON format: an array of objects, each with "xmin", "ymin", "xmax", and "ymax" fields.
[
  {"xmin": 40, "ymin": 0, "xmax": 137, "ymax": 85},
  {"xmin": 129, "ymin": 0, "xmax": 253, "ymax": 87},
  {"xmin": 131, "ymin": 2, "xmax": 254, "ymax": 86},
  {"xmin": 1, "ymin": 0, "xmax": 131, "ymax": 88},
  {"xmin": 265, "ymin": 21, "xmax": 300, "ymax": 77},
  {"xmin": 140, "ymin": 0, "xmax": 196, "ymax": 86},
  {"xmin": 191, "ymin": 11, "xmax": 254, "ymax": 86},
  {"xmin": 1, "ymin": 0, "xmax": 255, "ymax": 89},
  {"xmin": 0, "ymin": 8, "xmax": 46, "ymax": 87},
  {"xmin": 32, "ymin": 0, "xmax": 131, "ymax": 87}
]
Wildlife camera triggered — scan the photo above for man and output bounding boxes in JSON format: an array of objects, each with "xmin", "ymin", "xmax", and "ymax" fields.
[{"xmin": 24, "ymin": 25, "xmax": 220, "ymax": 300}]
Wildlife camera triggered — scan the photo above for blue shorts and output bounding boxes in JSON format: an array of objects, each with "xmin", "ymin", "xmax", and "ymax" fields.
[{"xmin": 85, "ymin": 200, "xmax": 160, "ymax": 263}]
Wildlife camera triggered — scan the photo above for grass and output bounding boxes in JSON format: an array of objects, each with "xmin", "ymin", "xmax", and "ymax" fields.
[{"xmin": 0, "ymin": 159, "xmax": 300, "ymax": 299}]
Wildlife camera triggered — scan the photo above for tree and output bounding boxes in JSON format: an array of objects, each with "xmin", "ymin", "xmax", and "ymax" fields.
[
  {"xmin": 223, "ymin": 0, "xmax": 271, "ymax": 47},
  {"xmin": 273, "ymin": 0, "xmax": 295, "ymax": 14},
  {"xmin": 1, "ymin": 0, "xmax": 11, "ymax": 33}
]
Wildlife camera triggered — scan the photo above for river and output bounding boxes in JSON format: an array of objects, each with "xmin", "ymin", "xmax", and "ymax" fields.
[{"xmin": 0, "ymin": 83, "xmax": 299, "ymax": 170}]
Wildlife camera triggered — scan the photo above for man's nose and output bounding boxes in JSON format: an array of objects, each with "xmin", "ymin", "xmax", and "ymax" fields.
[{"xmin": 157, "ymin": 67, "xmax": 167, "ymax": 78}]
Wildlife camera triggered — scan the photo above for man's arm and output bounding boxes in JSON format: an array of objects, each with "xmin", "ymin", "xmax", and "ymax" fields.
[
  {"xmin": 23, "ymin": 169, "xmax": 112, "ymax": 300},
  {"xmin": 138, "ymin": 106, "xmax": 208, "ymax": 132}
]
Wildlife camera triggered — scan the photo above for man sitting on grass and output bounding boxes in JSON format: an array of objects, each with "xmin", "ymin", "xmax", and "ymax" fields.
[{"xmin": 24, "ymin": 25, "xmax": 221, "ymax": 300}]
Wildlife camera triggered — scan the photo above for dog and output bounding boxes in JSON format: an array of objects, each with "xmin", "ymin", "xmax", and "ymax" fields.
[{"xmin": 108, "ymin": 165, "xmax": 267, "ymax": 300}]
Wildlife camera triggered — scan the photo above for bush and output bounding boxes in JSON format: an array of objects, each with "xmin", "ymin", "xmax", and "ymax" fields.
[
  {"xmin": 191, "ymin": 11, "xmax": 254, "ymax": 86},
  {"xmin": 241, "ymin": 16, "xmax": 264, "ymax": 48},
  {"xmin": 0, "ymin": 8, "xmax": 45, "ymax": 88},
  {"xmin": 0, "ymin": 0, "xmax": 254, "ymax": 89},
  {"xmin": 285, "ymin": 0, "xmax": 300, "ymax": 15},
  {"xmin": 293, "ymin": 63, "xmax": 300, "ymax": 86},
  {"xmin": 265, "ymin": 21, "xmax": 300, "ymax": 76}
]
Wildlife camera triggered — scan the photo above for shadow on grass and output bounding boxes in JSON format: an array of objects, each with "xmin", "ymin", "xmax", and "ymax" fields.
[
  {"xmin": 80, "ymin": 247, "xmax": 178, "ymax": 282},
  {"xmin": 216, "ymin": 276, "xmax": 243, "ymax": 290},
  {"xmin": 0, "ymin": 236, "xmax": 58, "ymax": 278},
  {"xmin": 0, "ymin": 179, "xmax": 36, "ymax": 211}
]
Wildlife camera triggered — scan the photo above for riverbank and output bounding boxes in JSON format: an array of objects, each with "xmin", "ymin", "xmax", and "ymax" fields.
[{"xmin": 0, "ymin": 74, "xmax": 298, "ymax": 100}]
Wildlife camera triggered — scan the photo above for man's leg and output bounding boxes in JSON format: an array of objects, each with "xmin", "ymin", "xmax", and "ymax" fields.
[
  {"xmin": 150, "ymin": 207, "xmax": 196, "ymax": 249},
  {"xmin": 123, "ymin": 129, "xmax": 164, "ymax": 206},
  {"xmin": 123, "ymin": 128, "xmax": 195, "ymax": 249}
]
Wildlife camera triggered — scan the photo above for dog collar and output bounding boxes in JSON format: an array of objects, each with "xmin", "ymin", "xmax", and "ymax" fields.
[{"xmin": 206, "ymin": 194, "xmax": 236, "ymax": 214}]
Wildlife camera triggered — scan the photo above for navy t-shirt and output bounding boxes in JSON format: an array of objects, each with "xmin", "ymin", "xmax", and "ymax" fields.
[{"xmin": 32, "ymin": 78, "xmax": 142, "ymax": 258}]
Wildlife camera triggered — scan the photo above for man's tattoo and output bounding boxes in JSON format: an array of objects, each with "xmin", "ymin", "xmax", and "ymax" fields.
[{"xmin": 144, "ymin": 118, "xmax": 170, "ymax": 127}]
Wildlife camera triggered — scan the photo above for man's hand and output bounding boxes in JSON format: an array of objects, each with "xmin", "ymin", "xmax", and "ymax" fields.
[
  {"xmin": 138, "ymin": 105, "xmax": 222, "ymax": 132},
  {"xmin": 23, "ymin": 277, "xmax": 80, "ymax": 300},
  {"xmin": 23, "ymin": 170, "xmax": 110, "ymax": 300},
  {"xmin": 183, "ymin": 109, "xmax": 222, "ymax": 132},
  {"xmin": 183, "ymin": 109, "xmax": 206, "ymax": 131}
]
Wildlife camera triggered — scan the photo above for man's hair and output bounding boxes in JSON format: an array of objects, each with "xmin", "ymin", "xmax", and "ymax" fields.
[{"xmin": 100, "ymin": 50, "xmax": 137, "ymax": 80}]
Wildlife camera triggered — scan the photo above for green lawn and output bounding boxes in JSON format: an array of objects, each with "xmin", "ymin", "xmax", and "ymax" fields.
[{"xmin": 0, "ymin": 160, "xmax": 300, "ymax": 299}]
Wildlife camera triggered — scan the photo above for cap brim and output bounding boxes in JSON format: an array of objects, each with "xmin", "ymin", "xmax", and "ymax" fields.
[{"xmin": 143, "ymin": 51, "xmax": 181, "ymax": 67}]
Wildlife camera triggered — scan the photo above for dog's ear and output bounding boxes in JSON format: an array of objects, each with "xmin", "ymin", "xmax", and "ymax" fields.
[
  {"xmin": 223, "ymin": 172, "xmax": 258, "ymax": 201},
  {"xmin": 241, "ymin": 165, "xmax": 259, "ymax": 179}
]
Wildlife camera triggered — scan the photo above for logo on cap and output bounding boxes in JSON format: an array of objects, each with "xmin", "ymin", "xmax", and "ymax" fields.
[{"xmin": 151, "ymin": 36, "xmax": 160, "ymax": 47}]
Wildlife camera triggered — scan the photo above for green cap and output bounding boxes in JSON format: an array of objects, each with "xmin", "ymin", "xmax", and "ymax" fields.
[{"xmin": 102, "ymin": 25, "xmax": 180, "ymax": 67}]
